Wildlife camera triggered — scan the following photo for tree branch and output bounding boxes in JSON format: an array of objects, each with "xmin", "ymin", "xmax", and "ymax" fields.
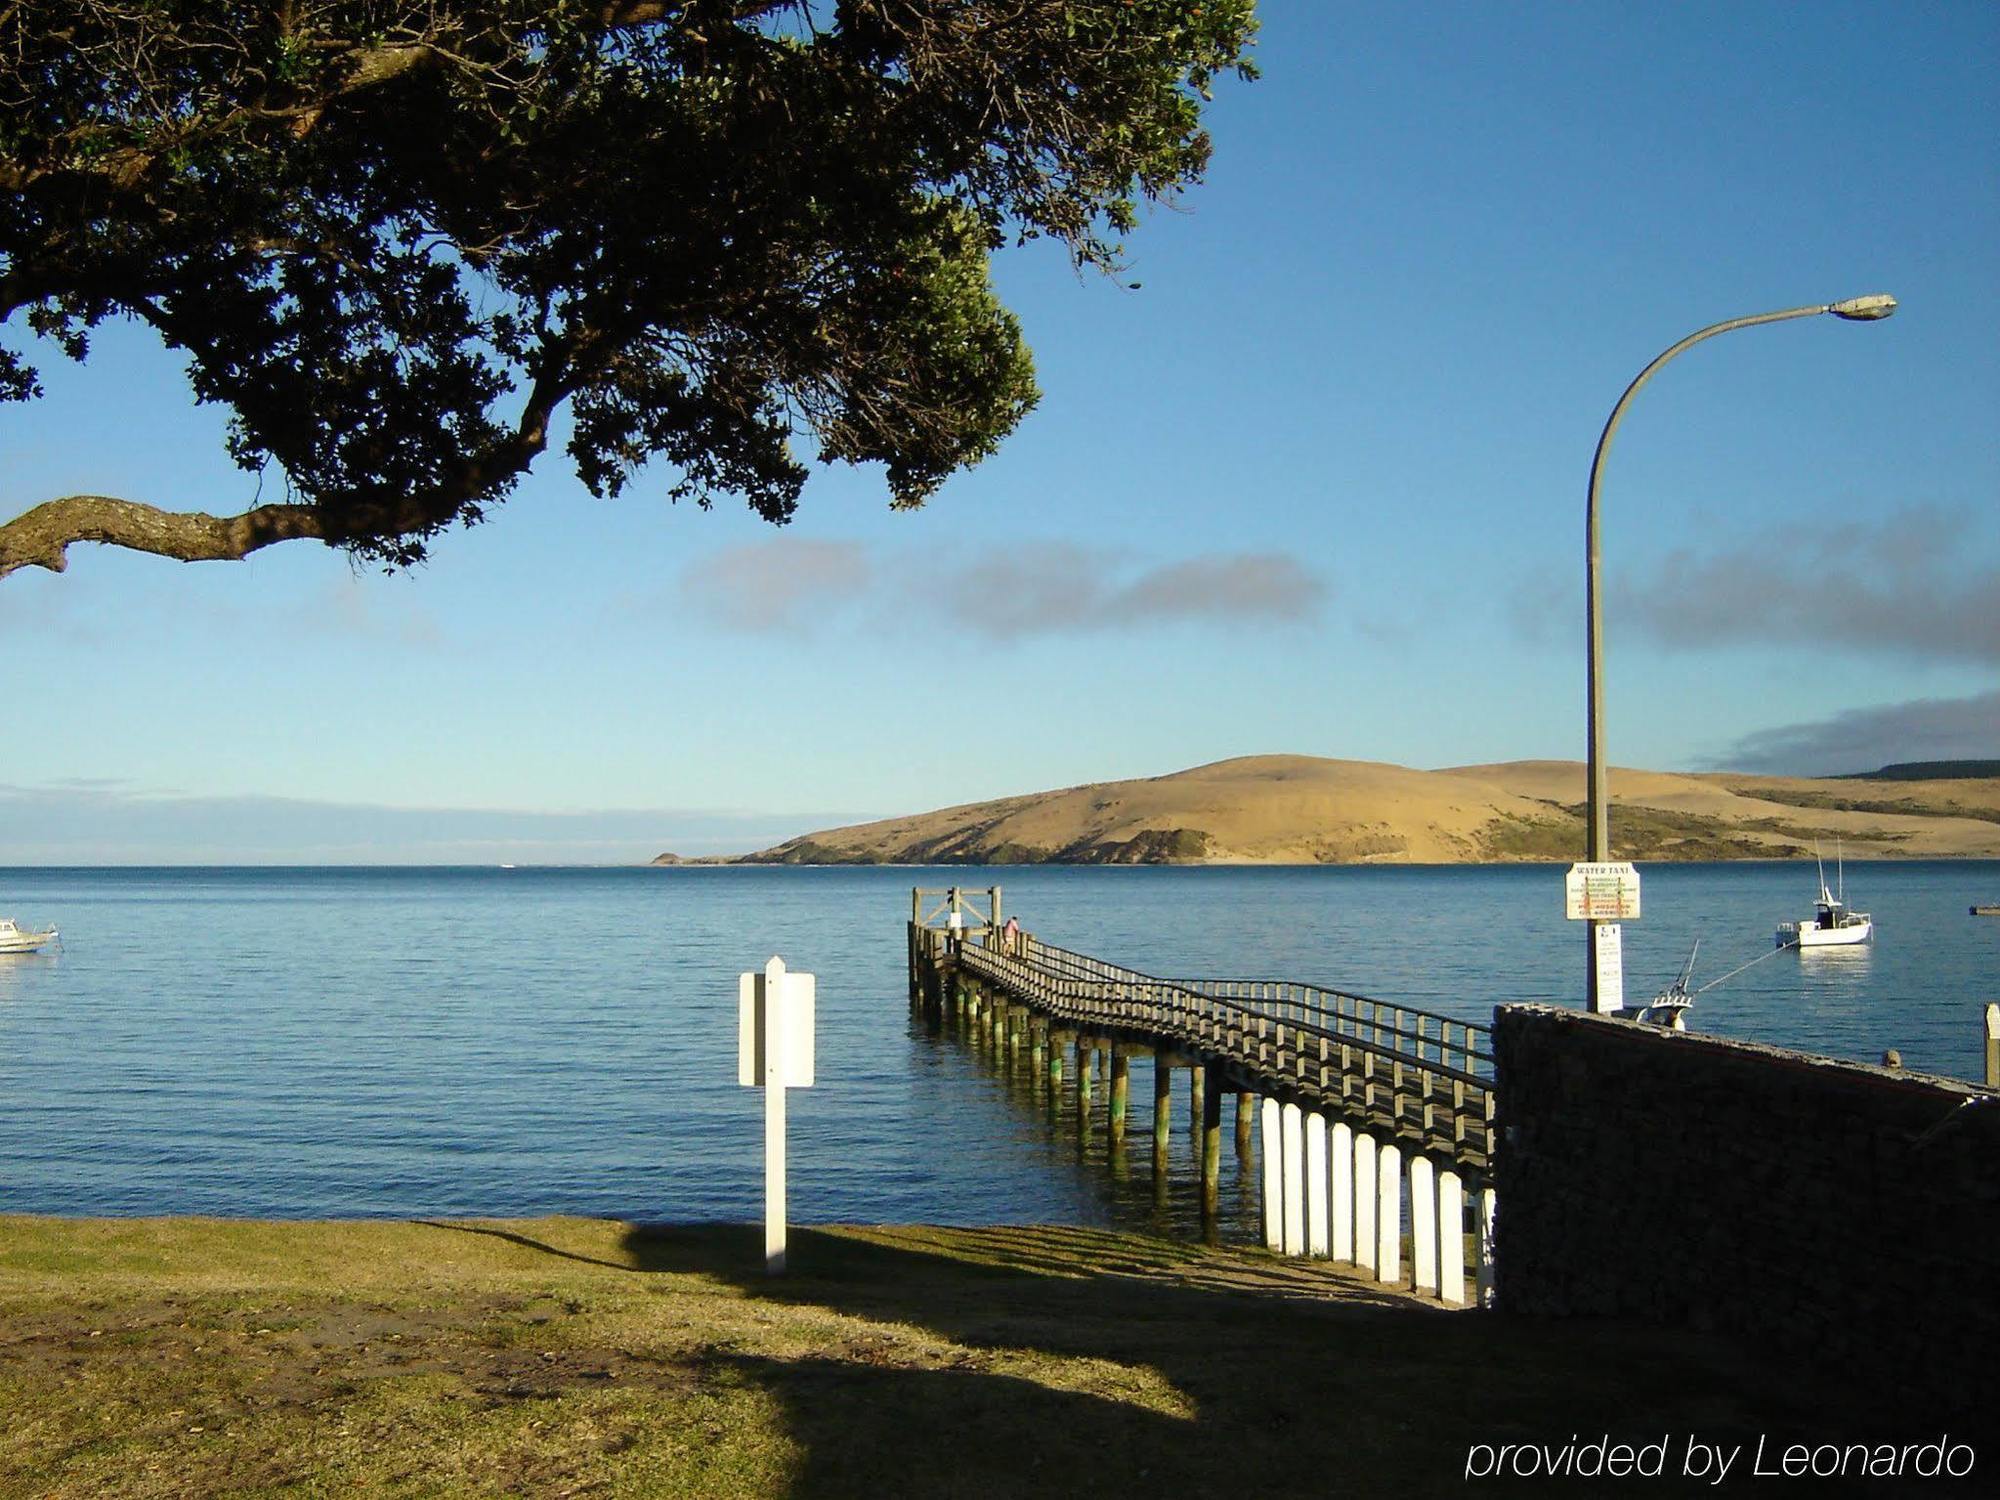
[{"xmin": 0, "ymin": 495, "xmax": 324, "ymax": 579}]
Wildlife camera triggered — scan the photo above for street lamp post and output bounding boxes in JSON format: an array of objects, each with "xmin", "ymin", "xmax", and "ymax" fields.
[{"xmin": 1583, "ymin": 294, "xmax": 1896, "ymax": 1013}]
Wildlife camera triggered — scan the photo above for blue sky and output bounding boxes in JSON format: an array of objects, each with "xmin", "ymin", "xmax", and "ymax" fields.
[{"xmin": 4, "ymin": 2, "xmax": 1995, "ymax": 862}]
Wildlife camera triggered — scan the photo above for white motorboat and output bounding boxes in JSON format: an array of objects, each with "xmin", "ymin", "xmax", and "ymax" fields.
[
  {"xmin": 1777, "ymin": 844, "xmax": 1871, "ymax": 949},
  {"xmin": 1636, "ymin": 939, "xmax": 1700, "ymax": 1029},
  {"xmin": 0, "ymin": 918, "xmax": 58, "ymax": 955}
]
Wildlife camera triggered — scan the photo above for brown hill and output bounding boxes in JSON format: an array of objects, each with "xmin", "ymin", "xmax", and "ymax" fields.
[{"xmin": 703, "ymin": 755, "xmax": 2000, "ymax": 865}]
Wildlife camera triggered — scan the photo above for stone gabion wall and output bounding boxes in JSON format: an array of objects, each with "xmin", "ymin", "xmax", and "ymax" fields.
[{"xmin": 1493, "ymin": 1004, "xmax": 2000, "ymax": 1420}]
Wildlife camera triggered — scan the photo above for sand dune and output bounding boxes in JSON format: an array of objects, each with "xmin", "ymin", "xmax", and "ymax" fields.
[{"xmin": 694, "ymin": 755, "xmax": 2000, "ymax": 865}]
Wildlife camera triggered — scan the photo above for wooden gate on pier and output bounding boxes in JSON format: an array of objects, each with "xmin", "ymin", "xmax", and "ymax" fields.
[{"xmin": 907, "ymin": 886, "xmax": 1497, "ymax": 1306}]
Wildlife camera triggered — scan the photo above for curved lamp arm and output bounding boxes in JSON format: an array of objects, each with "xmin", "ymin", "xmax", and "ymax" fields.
[{"xmin": 1581, "ymin": 293, "xmax": 1894, "ymax": 1009}]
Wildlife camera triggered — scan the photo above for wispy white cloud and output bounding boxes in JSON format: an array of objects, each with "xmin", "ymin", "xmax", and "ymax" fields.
[
  {"xmin": 945, "ymin": 543, "xmax": 1110, "ymax": 638},
  {"xmin": 676, "ymin": 536, "xmax": 874, "ymax": 633},
  {"xmin": 673, "ymin": 536, "xmax": 1326, "ymax": 641},
  {"xmin": 948, "ymin": 545, "xmax": 1325, "ymax": 638},
  {"xmin": 1622, "ymin": 506, "xmax": 1998, "ymax": 664},
  {"xmin": 1510, "ymin": 505, "xmax": 2000, "ymax": 665},
  {"xmin": 1704, "ymin": 689, "xmax": 2000, "ymax": 775}
]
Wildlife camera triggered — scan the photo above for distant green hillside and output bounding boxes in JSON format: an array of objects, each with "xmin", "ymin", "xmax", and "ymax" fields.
[{"xmin": 1844, "ymin": 761, "xmax": 2000, "ymax": 782}]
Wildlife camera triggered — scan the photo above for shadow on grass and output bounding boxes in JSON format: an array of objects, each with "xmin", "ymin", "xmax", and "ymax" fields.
[
  {"xmin": 584, "ymin": 1222, "xmax": 1941, "ymax": 1499},
  {"xmin": 413, "ymin": 1218, "xmax": 640, "ymax": 1272},
  {"xmin": 704, "ymin": 1350, "xmax": 1201, "ymax": 1500},
  {"xmin": 380, "ymin": 1218, "xmax": 1993, "ymax": 1495}
]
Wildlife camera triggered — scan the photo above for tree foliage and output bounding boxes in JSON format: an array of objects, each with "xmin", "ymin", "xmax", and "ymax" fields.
[{"xmin": 0, "ymin": 1, "xmax": 1256, "ymax": 578}]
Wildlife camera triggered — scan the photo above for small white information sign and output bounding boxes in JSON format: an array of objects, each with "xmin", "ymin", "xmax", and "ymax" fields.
[
  {"xmin": 737, "ymin": 955, "xmax": 816, "ymax": 1276},
  {"xmin": 738, "ymin": 966, "xmax": 816, "ymax": 1088},
  {"xmin": 1565, "ymin": 861, "xmax": 1641, "ymax": 921},
  {"xmin": 1594, "ymin": 923, "xmax": 1625, "ymax": 1012}
]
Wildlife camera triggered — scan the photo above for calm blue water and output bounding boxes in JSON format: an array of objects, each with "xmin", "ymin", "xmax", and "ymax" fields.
[{"xmin": 1, "ymin": 863, "xmax": 1993, "ymax": 1235}]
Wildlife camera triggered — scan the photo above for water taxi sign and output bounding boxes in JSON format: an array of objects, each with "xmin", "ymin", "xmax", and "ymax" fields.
[{"xmin": 1565, "ymin": 862, "xmax": 1641, "ymax": 921}]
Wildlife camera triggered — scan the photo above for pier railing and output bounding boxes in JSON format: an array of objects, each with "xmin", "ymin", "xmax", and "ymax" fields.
[
  {"xmin": 940, "ymin": 928, "xmax": 1494, "ymax": 1171},
  {"xmin": 908, "ymin": 916, "xmax": 1488, "ymax": 1176},
  {"xmin": 911, "ymin": 885, "xmax": 999, "ymax": 934},
  {"xmin": 1018, "ymin": 936, "xmax": 1495, "ymax": 1084}
]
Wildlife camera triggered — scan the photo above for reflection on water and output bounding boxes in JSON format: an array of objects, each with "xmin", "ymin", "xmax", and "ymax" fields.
[
  {"xmin": 914, "ymin": 1001, "xmax": 1264, "ymax": 1246},
  {"xmin": 1782, "ymin": 944, "xmax": 1894, "ymax": 1063},
  {"xmin": 0, "ymin": 953, "xmax": 59, "ymax": 1002},
  {"xmin": 1794, "ymin": 944, "xmax": 1873, "ymax": 973}
]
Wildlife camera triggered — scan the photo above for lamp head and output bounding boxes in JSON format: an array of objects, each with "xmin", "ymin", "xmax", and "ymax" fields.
[{"xmin": 1829, "ymin": 293, "xmax": 1897, "ymax": 321}]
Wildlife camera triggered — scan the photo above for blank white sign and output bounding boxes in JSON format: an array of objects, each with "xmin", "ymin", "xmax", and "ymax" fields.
[{"xmin": 738, "ymin": 968, "xmax": 815, "ymax": 1088}]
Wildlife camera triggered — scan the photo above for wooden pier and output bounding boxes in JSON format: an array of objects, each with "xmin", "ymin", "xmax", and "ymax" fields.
[{"xmin": 907, "ymin": 887, "xmax": 1497, "ymax": 1305}]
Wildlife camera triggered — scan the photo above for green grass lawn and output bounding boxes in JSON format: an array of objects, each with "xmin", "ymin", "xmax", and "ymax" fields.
[{"xmin": 0, "ymin": 1216, "xmax": 1926, "ymax": 1497}]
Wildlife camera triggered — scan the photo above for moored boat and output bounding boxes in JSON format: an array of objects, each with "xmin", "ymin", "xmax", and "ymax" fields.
[
  {"xmin": 1776, "ymin": 844, "xmax": 1871, "ymax": 949},
  {"xmin": 0, "ymin": 918, "xmax": 58, "ymax": 955}
]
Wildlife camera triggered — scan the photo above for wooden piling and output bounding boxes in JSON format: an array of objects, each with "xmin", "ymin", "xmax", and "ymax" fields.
[
  {"xmin": 1330, "ymin": 1119, "xmax": 1354, "ymax": 1262},
  {"xmin": 1411, "ymin": 1154, "xmax": 1438, "ymax": 1294},
  {"xmin": 1304, "ymin": 1112, "xmax": 1329, "ymax": 1256},
  {"xmin": 1075, "ymin": 1037, "xmax": 1093, "ymax": 1126},
  {"xmin": 1353, "ymin": 1131, "xmax": 1378, "ymax": 1275},
  {"xmin": 1986, "ymin": 1003, "xmax": 1999, "ymax": 1087},
  {"xmin": 1280, "ymin": 1102, "xmax": 1305, "ymax": 1255},
  {"xmin": 1259, "ymin": 1097, "xmax": 1282, "ymax": 1251},
  {"xmin": 1235, "ymin": 1091, "xmax": 1253, "ymax": 1156},
  {"xmin": 1109, "ymin": 1047, "xmax": 1130, "ymax": 1145},
  {"xmin": 1376, "ymin": 1141, "xmax": 1403, "ymax": 1285},
  {"xmin": 1189, "ymin": 1063, "xmax": 1206, "ymax": 1145},
  {"xmin": 1200, "ymin": 1071, "xmax": 1223, "ymax": 1218},
  {"xmin": 1438, "ymin": 1166, "xmax": 1468, "ymax": 1306}
]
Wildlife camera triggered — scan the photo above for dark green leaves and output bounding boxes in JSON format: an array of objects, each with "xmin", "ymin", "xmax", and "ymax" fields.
[{"xmin": 0, "ymin": 1, "xmax": 1256, "ymax": 565}]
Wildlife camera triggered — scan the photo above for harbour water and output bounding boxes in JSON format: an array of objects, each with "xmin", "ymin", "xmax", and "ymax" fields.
[{"xmin": 1, "ymin": 862, "xmax": 1993, "ymax": 1239}]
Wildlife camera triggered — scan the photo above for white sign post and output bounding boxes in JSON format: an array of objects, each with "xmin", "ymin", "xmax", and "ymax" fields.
[
  {"xmin": 738, "ymin": 955, "xmax": 815, "ymax": 1275},
  {"xmin": 1592, "ymin": 922, "xmax": 1625, "ymax": 1012},
  {"xmin": 1566, "ymin": 863, "xmax": 1639, "ymax": 1013}
]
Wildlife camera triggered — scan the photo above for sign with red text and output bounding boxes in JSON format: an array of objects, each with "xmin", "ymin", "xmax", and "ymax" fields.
[{"xmin": 1565, "ymin": 862, "xmax": 1641, "ymax": 921}]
